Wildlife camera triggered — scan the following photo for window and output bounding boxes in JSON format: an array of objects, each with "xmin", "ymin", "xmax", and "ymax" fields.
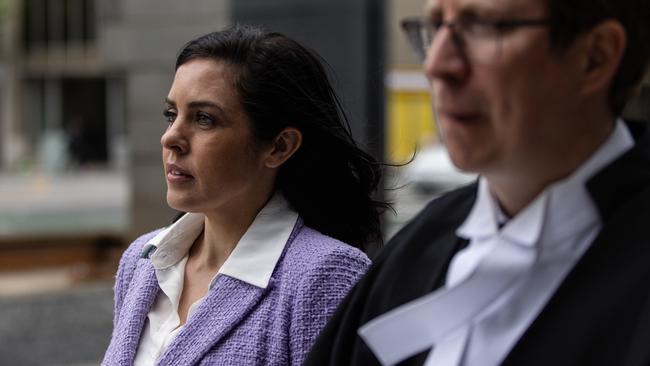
[{"xmin": 22, "ymin": 0, "xmax": 96, "ymax": 53}]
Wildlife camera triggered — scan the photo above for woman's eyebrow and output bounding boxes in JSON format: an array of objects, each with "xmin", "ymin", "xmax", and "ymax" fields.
[
  {"xmin": 164, "ymin": 98, "xmax": 226, "ymax": 115},
  {"xmin": 187, "ymin": 100, "xmax": 225, "ymax": 112}
]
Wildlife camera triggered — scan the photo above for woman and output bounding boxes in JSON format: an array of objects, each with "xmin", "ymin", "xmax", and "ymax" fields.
[{"xmin": 102, "ymin": 25, "xmax": 385, "ymax": 365}]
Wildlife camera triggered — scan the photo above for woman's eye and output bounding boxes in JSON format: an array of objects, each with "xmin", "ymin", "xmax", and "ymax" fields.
[
  {"xmin": 163, "ymin": 110, "xmax": 177, "ymax": 124},
  {"xmin": 196, "ymin": 112, "xmax": 215, "ymax": 127}
]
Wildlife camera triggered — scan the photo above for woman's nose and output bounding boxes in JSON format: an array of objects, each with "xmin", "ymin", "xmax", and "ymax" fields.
[{"xmin": 161, "ymin": 120, "xmax": 189, "ymax": 154}]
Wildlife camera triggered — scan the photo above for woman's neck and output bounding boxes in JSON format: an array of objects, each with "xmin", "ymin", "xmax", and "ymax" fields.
[{"xmin": 190, "ymin": 192, "xmax": 273, "ymax": 271}]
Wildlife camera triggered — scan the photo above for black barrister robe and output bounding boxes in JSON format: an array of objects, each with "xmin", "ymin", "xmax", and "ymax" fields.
[{"xmin": 305, "ymin": 120, "xmax": 650, "ymax": 366}]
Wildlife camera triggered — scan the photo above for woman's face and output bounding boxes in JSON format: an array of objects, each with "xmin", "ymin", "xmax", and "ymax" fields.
[{"xmin": 161, "ymin": 58, "xmax": 274, "ymax": 215}]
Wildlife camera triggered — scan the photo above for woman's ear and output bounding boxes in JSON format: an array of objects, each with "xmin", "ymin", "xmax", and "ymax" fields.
[{"xmin": 265, "ymin": 127, "xmax": 303, "ymax": 168}]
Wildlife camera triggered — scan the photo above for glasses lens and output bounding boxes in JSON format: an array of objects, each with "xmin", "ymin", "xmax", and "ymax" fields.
[
  {"xmin": 401, "ymin": 19, "xmax": 428, "ymax": 61},
  {"xmin": 459, "ymin": 22, "xmax": 500, "ymax": 64},
  {"xmin": 400, "ymin": 17, "xmax": 500, "ymax": 65}
]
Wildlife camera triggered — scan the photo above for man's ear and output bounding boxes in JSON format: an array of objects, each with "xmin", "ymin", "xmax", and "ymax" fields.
[
  {"xmin": 264, "ymin": 127, "xmax": 303, "ymax": 168},
  {"xmin": 580, "ymin": 19, "xmax": 626, "ymax": 96}
]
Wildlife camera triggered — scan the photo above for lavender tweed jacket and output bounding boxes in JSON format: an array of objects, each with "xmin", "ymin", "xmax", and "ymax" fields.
[{"xmin": 102, "ymin": 218, "xmax": 370, "ymax": 365}]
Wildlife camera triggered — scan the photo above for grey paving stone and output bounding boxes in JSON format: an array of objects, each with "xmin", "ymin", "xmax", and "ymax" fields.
[{"xmin": 0, "ymin": 283, "xmax": 114, "ymax": 366}]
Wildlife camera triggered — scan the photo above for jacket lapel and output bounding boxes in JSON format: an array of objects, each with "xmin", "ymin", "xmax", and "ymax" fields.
[
  {"xmin": 110, "ymin": 259, "xmax": 160, "ymax": 365},
  {"xmin": 155, "ymin": 274, "xmax": 267, "ymax": 365}
]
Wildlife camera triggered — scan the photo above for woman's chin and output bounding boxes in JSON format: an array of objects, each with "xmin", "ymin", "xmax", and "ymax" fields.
[{"xmin": 166, "ymin": 195, "xmax": 198, "ymax": 213}]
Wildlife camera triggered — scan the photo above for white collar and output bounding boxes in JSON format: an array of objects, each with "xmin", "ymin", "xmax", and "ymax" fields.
[
  {"xmin": 457, "ymin": 178, "xmax": 546, "ymax": 247},
  {"xmin": 457, "ymin": 119, "xmax": 634, "ymax": 246},
  {"xmin": 141, "ymin": 193, "xmax": 299, "ymax": 289}
]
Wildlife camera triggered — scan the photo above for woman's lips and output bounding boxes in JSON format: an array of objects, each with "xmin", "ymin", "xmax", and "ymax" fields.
[{"xmin": 166, "ymin": 163, "xmax": 194, "ymax": 183}]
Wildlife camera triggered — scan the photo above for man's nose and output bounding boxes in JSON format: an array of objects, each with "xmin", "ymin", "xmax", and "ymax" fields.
[{"xmin": 424, "ymin": 26, "xmax": 469, "ymax": 83}]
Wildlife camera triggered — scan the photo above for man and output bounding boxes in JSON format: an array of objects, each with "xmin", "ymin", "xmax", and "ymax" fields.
[{"xmin": 305, "ymin": 0, "xmax": 650, "ymax": 365}]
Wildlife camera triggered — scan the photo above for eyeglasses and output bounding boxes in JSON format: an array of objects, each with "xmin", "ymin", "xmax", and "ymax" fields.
[{"xmin": 401, "ymin": 16, "xmax": 551, "ymax": 64}]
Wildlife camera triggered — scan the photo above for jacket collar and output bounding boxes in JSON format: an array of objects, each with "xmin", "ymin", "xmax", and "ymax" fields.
[
  {"xmin": 143, "ymin": 193, "xmax": 298, "ymax": 290},
  {"xmin": 587, "ymin": 120, "xmax": 650, "ymax": 219}
]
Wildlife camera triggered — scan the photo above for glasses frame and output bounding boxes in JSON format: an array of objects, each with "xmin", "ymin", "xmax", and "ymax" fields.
[{"xmin": 400, "ymin": 16, "xmax": 551, "ymax": 62}]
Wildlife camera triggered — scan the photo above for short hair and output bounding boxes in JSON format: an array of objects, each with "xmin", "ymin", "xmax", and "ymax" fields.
[
  {"xmin": 175, "ymin": 25, "xmax": 387, "ymax": 249},
  {"xmin": 545, "ymin": 0, "xmax": 650, "ymax": 115}
]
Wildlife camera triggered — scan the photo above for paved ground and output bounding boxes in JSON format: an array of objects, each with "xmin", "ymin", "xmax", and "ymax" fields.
[{"xmin": 0, "ymin": 280, "xmax": 114, "ymax": 366}]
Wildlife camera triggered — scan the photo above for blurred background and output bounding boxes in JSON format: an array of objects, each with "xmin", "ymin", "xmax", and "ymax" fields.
[{"xmin": 0, "ymin": 0, "xmax": 647, "ymax": 364}]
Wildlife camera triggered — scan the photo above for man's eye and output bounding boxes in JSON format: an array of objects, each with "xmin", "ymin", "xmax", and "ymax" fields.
[
  {"xmin": 430, "ymin": 18, "xmax": 444, "ymax": 31},
  {"xmin": 459, "ymin": 17, "xmax": 496, "ymax": 37}
]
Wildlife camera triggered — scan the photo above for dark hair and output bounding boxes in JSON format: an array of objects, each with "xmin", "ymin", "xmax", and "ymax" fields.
[
  {"xmin": 545, "ymin": 0, "xmax": 650, "ymax": 115},
  {"xmin": 175, "ymin": 25, "xmax": 387, "ymax": 250}
]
